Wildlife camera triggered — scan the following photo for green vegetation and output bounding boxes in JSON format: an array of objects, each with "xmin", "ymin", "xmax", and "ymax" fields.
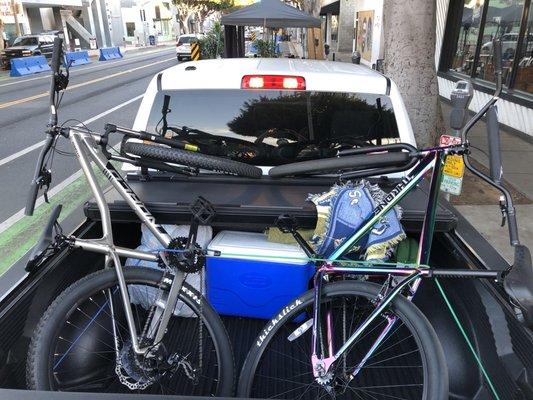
[
  {"xmin": 254, "ymin": 39, "xmax": 277, "ymax": 58},
  {"xmin": 199, "ymin": 22, "xmax": 225, "ymax": 59}
]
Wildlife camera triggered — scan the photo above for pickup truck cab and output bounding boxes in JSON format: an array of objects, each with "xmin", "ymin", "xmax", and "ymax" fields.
[
  {"xmin": 0, "ymin": 59, "xmax": 532, "ymax": 399},
  {"xmin": 132, "ymin": 58, "xmax": 415, "ymax": 170}
]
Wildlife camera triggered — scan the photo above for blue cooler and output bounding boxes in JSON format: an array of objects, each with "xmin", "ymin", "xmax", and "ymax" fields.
[{"xmin": 206, "ymin": 231, "xmax": 315, "ymax": 319}]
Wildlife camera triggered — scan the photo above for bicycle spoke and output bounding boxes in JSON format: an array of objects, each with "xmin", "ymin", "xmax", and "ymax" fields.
[{"xmin": 245, "ymin": 284, "xmax": 429, "ymax": 399}]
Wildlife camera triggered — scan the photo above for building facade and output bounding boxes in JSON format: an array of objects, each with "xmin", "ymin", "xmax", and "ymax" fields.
[
  {"xmin": 321, "ymin": 0, "xmax": 532, "ymax": 138},
  {"xmin": 321, "ymin": 0, "xmax": 383, "ymax": 67},
  {"xmin": 437, "ymin": 0, "xmax": 532, "ymax": 138},
  {"xmin": 121, "ymin": 0, "xmax": 177, "ymax": 46},
  {"xmin": 1, "ymin": 0, "xmax": 142, "ymax": 50}
]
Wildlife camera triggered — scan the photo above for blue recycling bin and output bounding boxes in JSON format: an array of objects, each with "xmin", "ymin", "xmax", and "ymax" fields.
[{"xmin": 148, "ymin": 35, "xmax": 156, "ymax": 46}]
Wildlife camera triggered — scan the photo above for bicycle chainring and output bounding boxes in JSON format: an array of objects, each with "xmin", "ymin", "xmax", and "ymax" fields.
[{"xmin": 166, "ymin": 237, "xmax": 204, "ymax": 273}]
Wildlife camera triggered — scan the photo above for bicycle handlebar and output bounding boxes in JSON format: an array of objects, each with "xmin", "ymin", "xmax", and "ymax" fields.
[
  {"xmin": 48, "ymin": 37, "xmax": 63, "ymax": 128},
  {"xmin": 26, "ymin": 38, "xmax": 63, "ymax": 216}
]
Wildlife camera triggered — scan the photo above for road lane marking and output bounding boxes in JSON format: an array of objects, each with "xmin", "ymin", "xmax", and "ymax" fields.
[
  {"xmin": 0, "ymin": 166, "xmax": 109, "ymax": 275},
  {"xmin": 0, "ymin": 46, "xmax": 175, "ymax": 88},
  {"xmin": 0, "ymin": 93, "xmax": 143, "ymax": 168},
  {"xmin": 0, "ymin": 57, "xmax": 173, "ymax": 110}
]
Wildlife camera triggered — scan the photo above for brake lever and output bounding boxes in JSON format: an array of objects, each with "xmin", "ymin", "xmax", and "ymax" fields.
[
  {"xmin": 38, "ymin": 169, "xmax": 52, "ymax": 203},
  {"xmin": 499, "ymin": 195, "xmax": 507, "ymax": 227}
]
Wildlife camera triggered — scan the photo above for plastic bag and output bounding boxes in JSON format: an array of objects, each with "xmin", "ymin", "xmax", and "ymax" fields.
[{"xmin": 125, "ymin": 224, "xmax": 213, "ymax": 318}]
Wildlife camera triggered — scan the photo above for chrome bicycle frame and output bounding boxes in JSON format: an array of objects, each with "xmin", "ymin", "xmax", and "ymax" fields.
[{"xmin": 66, "ymin": 126, "xmax": 186, "ymax": 355}]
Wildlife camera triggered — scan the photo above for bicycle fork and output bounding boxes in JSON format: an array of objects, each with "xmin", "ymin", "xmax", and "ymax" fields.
[{"xmin": 310, "ymin": 268, "xmax": 422, "ymax": 382}]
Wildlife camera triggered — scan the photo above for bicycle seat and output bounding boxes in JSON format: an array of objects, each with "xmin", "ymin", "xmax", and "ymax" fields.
[{"xmin": 504, "ymin": 245, "xmax": 533, "ymax": 327}]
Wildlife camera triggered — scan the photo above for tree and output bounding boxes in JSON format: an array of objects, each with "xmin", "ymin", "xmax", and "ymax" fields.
[
  {"xmin": 292, "ymin": 0, "xmax": 321, "ymax": 17},
  {"xmin": 199, "ymin": 21, "xmax": 224, "ymax": 59},
  {"xmin": 0, "ymin": 19, "xmax": 4, "ymax": 52},
  {"xmin": 173, "ymin": 0, "xmax": 233, "ymax": 34},
  {"xmin": 382, "ymin": 1, "xmax": 444, "ymax": 147}
]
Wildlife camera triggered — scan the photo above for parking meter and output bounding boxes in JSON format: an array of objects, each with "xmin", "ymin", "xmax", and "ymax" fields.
[{"xmin": 450, "ymin": 80, "xmax": 473, "ymax": 133}]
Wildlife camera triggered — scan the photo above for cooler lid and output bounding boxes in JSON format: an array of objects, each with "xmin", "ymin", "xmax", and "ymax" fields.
[{"xmin": 207, "ymin": 230, "xmax": 310, "ymax": 265}]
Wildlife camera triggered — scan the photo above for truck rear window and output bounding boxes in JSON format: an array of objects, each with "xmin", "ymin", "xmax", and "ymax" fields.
[{"xmin": 146, "ymin": 90, "xmax": 400, "ymax": 166}]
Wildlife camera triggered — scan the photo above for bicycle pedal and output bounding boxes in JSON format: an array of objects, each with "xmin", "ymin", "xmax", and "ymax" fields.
[
  {"xmin": 189, "ymin": 196, "xmax": 216, "ymax": 224},
  {"xmin": 276, "ymin": 214, "xmax": 299, "ymax": 233}
]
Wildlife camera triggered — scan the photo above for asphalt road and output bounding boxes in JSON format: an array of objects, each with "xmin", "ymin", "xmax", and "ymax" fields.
[{"xmin": 0, "ymin": 46, "xmax": 178, "ymax": 285}]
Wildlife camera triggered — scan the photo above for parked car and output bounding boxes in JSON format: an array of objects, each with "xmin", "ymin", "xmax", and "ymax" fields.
[
  {"xmin": 175, "ymin": 33, "xmax": 203, "ymax": 61},
  {"xmin": 481, "ymin": 33, "xmax": 533, "ymax": 57},
  {"xmin": 0, "ymin": 33, "xmax": 58, "ymax": 69}
]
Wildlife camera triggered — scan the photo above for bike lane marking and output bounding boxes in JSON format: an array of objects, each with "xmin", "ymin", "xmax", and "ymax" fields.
[
  {"xmin": 0, "ymin": 57, "xmax": 173, "ymax": 110},
  {"xmin": 0, "ymin": 94, "xmax": 143, "ymax": 168},
  {"xmin": 0, "ymin": 94, "xmax": 143, "ymax": 244}
]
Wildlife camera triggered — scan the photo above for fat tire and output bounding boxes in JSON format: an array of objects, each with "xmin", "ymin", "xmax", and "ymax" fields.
[
  {"xmin": 123, "ymin": 141, "xmax": 262, "ymax": 178},
  {"xmin": 238, "ymin": 280, "xmax": 448, "ymax": 399},
  {"xmin": 27, "ymin": 267, "xmax": 235, "ymax": 396}
]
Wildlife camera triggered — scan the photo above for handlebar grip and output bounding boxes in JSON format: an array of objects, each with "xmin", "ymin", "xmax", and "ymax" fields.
[
  {"xmin": 493, "ymin": 39, "xmax": 502, "ymax": 75},
  {"xmin": 25, "ymin": 135, "xmax": 55, "ymax": 216},
  {"xmin": 25, "ymin": 182, "xmax": 40, "ymax": 217},
  {"xmin": 50, "ymin": 37, "xmax": 63, "ymax": 75},
  {"xmin": 486, "ymin": 105, "xmax": 502, "ymax": 184}
]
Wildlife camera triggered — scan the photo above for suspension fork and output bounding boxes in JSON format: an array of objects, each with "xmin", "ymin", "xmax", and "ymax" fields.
[{"xmin": 311, "ymin": 269, "xmax": 325, "ymax": 362}]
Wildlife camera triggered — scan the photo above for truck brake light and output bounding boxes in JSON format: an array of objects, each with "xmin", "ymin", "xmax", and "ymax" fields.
[{"xmin": 241, "ymin": 75, "xmax": 306, "ymax": 90}]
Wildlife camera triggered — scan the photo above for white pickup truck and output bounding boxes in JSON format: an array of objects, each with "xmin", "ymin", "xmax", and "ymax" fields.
[{"xmin": 1, "ymin": 58, "xmax": 532, "ymax": 400}]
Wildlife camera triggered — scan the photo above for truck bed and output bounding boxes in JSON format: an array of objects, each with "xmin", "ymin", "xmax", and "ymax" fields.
[{"xmin": 0, "ymin": 176, "xmax": 531, "ymax": 399}]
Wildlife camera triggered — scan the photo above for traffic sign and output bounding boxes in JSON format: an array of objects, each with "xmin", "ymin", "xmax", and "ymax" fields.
[{"xmin": 191, "ymin": 42, "xmax": 200, "ymax": 61}]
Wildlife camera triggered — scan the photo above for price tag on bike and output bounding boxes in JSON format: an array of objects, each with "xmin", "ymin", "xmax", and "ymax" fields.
[{"xmin": 440, "ymin": 134, "xmax": 464, "ymax": 196}]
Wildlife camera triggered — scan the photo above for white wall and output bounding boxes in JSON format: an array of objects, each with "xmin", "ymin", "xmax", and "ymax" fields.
[{"xmin": 121, "ymin": 5, "xmax": 143, "ymax": 38}]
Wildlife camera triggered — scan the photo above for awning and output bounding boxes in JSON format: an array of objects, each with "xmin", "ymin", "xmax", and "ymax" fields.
[
  {"xmin": 320, "ymin": 0, "xmax": 340, "ymax": 16},
  {"xmin": 221, "ymin": 0, "xmax": 321, "ymax": 28}
]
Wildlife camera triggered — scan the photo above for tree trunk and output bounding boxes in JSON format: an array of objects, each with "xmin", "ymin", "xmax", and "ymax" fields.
[
  {"xmin": 0, "ymin": 19, "xmax": 4, "ymax": 51},
  {"xmin": 301, "ymin": 0, "xmax": 321, "ymax": 17},
  {"xmin": 382, "ymin": 0, "xmax": 444, "ymax": 148}
]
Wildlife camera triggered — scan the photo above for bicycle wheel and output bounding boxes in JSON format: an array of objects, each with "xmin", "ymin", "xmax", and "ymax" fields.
[
  {"xmin": 27, "ymin": 267, "xmax": 234, "ymax": 396},
  {"xmin": 122, "ymin": 141, "xmax": 263, "ymax": 178},
  {"xmin": 238, "ymin": 280, "xmax": 447, "ymax": 399}
]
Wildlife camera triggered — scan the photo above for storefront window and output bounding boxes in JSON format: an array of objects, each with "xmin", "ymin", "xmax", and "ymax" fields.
[
  {"xmin": 446, "ymin": 0, "xmax": 532, "ymax": 97},
  {"xmin": 452, "ymin": 0, "xmax": 486, "ymax": 74},
  {"xmin": 514, "ymin": 7, "xmax": 533, "ymax": 93},
  {"xmin": 125, "ymin": 22, "xmax": 135, "ymax": 37},
  {"xmin": 475, "ymin": 0, "xmax": 524, "ymax": 86}
]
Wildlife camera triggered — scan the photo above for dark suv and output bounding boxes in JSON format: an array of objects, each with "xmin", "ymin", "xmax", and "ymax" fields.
[{"xmin": 0, "ymin": 33, "xmax": 57, "ymax": 69}]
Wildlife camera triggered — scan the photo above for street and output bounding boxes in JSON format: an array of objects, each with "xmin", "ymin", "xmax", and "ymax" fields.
[{"xmin": 0, "ymin": 45, "xmax": 178, "ymax": 279}]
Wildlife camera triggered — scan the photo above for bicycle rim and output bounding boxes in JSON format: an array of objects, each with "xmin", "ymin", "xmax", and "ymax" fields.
[
  {"xmin": 43, "ymin": 269, "xmax": 224, "ymax": 395},
  {"xmin": 240, "ymin": 281, "xmax": 444, "ymax": 399}
]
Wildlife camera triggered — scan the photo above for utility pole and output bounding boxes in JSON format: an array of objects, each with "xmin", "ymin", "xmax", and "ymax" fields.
[{"xmin": 11, "ymin": 0, "xmax": 21, "ymax": 36}]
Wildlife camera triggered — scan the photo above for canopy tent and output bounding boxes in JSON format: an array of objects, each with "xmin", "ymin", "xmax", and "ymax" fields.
[
  {"xmin": 221, "ymin": 0, "xmax": 321, "ymax": 28},
  {"xmin": 221, "ymin": 0, "xmax": 321, "ymax": 58}
]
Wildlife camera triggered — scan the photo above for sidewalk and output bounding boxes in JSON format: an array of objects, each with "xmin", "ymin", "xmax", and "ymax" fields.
[{"xmin": 441, "ymin": 102, "xmax": 533, "ymax": 263}]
